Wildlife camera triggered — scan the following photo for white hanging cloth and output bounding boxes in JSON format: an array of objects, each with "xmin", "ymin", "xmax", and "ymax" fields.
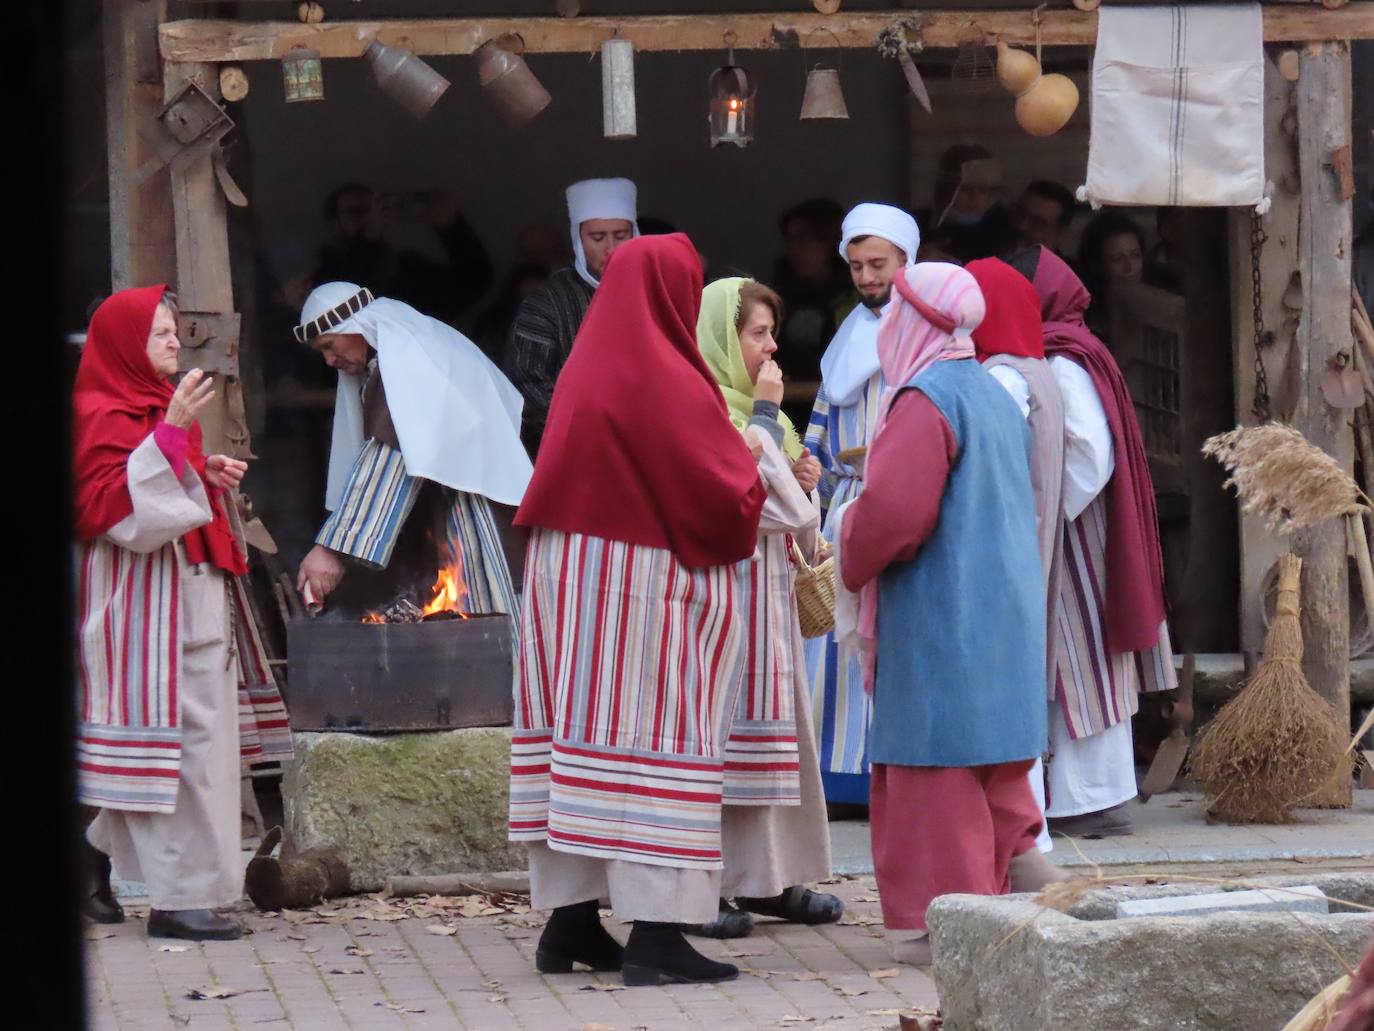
[
  {"xmin": 1080, "ymin": 3, "xmax": 1266, "ymax": 209},
  {"xmin": 299, "ymin": 283, "xmax": 533, "ymax": 511}
]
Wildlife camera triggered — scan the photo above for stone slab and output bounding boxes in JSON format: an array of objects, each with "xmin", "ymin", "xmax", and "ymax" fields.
[
  {"xmin": 1115, "ymin": 884, "xmax": 1328, "ymax": 918},
  {"xmin": 282, "ymin": 728, "xmax": 524, "ymax": 893},
  {"xmin": 928, "ymin": 874, "xmax": 1374, "ymax": 1031}
]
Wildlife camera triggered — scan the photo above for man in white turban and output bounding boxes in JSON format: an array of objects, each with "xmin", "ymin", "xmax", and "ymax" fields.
[
  {"xmin": 506, "ymin": 177, "xmax": 638, "ymax": 453},
  {"xmin": 294, "ymin": 283, "xmax": 530, "ymax": 619},
  {"xmin": 803, "ymin": 202, "xmax": 920, "ymax": 811}
]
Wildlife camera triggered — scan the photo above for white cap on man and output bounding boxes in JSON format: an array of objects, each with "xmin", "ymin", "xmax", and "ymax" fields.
[
  {"xmin": 566, "ymin": 177, "xmax": 639, "ymax": 288},
  {"xmin": 838, "ymin": 203, "xmax": 920, "ymax": 267}
]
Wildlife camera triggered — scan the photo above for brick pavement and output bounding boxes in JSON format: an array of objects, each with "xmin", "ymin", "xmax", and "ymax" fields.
[{"xmin": 87, "ymin": 876, "xmax": 940, "ymax": 1030}]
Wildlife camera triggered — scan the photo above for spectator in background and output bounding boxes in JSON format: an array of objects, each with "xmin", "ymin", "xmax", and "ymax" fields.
[
  {"xmin": 770, "ymin": 198, "xmax": 856, "ymax": 389},
  {"xmin": 1015, "ymin": 180, "xmax": 1079, "ymax": 266},
  {"xmin": 1077, "ymin": 211, "xmax": 1149, "ymax": 341},
  {"xmin": 288, "ymin": 184, "xmax": 493, "ymax": 331},
  {"xmin": 1146, "ymin": 207, "xmax": 1185, "ymax": 294},
  {"xmin": 928, "ymin": 144, "xmax": 1018, "ymax": 263}
]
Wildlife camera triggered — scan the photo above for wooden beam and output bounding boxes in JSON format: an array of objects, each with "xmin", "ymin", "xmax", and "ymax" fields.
[
  {"xmin": 159, "ymin": 4, "xmax": 1374, "ymax": 64},
  {"xmin": 164, "ymin": 60, "xmax": 249, "ymax": 460},
  {"xmin": 105, "ymin": 0, "xmax": 175, "ymax": 290},
  {"xmin": 1293, "ymin": 40, "xmax": 1355, "ymax": 805}
]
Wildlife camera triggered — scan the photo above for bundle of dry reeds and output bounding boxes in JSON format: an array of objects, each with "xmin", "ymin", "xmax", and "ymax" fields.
[
  {"xmin": 1202, "ymin": 424, "xmax": 1367, "ymax": 532},
  {"xmin": 1189, "ymin": 554, "xmax": 1350, "ymax": 823}
]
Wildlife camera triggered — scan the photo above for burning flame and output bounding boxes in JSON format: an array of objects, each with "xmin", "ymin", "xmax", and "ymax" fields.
[
  {"xmin": 422, "ymin": 555, "xmax": 469, "ymax": 618},
  {"xmin": 361, "ymin": 611, "xmax": 386, "ymax": 624}
]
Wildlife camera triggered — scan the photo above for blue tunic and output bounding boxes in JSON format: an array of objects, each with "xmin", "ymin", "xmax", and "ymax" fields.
[{"xmin": 869, "ymin": 359, "xmax": 1048, "ymax": 768}]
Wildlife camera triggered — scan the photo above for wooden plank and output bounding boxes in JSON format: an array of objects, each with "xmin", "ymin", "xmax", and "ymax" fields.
[
  {"xmin": 158, "ymin": 4, "xmax": 1374, "ymax": 63},
  {"xmin": 105, "ymin": 0, "xmax": 175, "ymax": 290},
  {"xmin": 163, "ymin": 60, "xmax": 249, "ymax": 460},
  {"xmin": 1294, "ymin": 40, "xmax": 1355, "ymax": 805}
]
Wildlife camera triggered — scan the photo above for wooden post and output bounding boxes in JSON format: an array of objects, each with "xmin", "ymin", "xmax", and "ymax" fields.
[
  {"xmin": 162, "ymin": 60, "xmax": 248, "ymax": 459},
  {"xmin": 1229, "ymin": 60, "xmax": 1302, "ymax": 655},
  {"xmin": 104, "ymin": 0, "xmax": 174, "ymax": 290},
  {"xmin": 1294, "ymin": 40, "xmax": 1355, "ymax": 805}
]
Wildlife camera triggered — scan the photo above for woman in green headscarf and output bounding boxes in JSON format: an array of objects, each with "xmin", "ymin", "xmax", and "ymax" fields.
[{"xmin": 685, "ymin": 277, "xmax": 841, "ymax": 940}]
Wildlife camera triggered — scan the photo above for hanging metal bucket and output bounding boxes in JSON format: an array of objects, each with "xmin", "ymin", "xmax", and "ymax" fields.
[
  {"xmin": 476, "ymin": 37, "xmax": 551, "ymax": 128},
  {"xmin": 365, "ymin": 40, "xmax": 450, "ymax": 120},
  {"xmin": 800, "ymin": 67, "xmax": 849, "ymax": 120}
]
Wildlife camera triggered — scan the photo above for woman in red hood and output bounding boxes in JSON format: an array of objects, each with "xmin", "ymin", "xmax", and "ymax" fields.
[{"xmin": 74, "ymin": 286, "xmax": 292, "ymax": 942}]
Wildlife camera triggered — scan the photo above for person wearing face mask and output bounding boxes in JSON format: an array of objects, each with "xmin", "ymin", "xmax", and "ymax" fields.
[
  {"xmin": 927, "ymin": 144, "xmax": 1019, "ymax": 264},
  {"xmin": 293, "ymin": 283, "xmax": 530, "ymax": 616},
  {"xmin": 506, "ymin": 177, "xmax": 638, "ymax": 454},
  {"xmin": 804, "ymin": 202, "xmax": 920, "ymax": 809},
  {"xmin": 685, "ymin": 277, "xmax": 843, "ymax": 940},
  {"xmin": 75, "ymin": 287, "xmax": 292, "ymax": 941}
]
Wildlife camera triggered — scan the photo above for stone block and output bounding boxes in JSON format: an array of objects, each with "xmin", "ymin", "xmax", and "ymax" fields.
[
  {"xmin": 282, "ymin": 729, "xmax": 525, "ymax": 893},
  {"xmin": 1115, "ymin": 884, "xmax": 1327, "ymax": 918},
  {"xmin": 928, "ymin": 876, "xmax": 1374, "ymax": 1031}
]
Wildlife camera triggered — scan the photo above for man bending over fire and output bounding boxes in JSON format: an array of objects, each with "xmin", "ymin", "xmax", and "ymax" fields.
[{"xmin": 293, "ymin": 283, "xmax": 529, "ymax": 619}]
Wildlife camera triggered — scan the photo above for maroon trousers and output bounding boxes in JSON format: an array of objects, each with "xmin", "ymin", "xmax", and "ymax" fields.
[{"xmin": 870, "ymin": 760, "xmax": 1042, "ymax": 931}]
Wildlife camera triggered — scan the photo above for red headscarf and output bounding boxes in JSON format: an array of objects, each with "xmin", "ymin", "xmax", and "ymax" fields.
[
  {"xmin": 966, "ymin": 257, "xmax": 1044, "ymax": 362},
  {"xmin": 73, "ymin": 286, "xmax": 245, "ymax": 575},
  {"xmin": 515, "ymin": 234, "xmax": 765, "ymax": 568},
  {"xmin": 1031, "ymin": 247, "xmax": 1165, "ymax": 653}
]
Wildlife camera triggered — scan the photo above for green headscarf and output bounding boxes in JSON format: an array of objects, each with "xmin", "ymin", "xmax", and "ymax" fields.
[{"xmin": 697, "ymin": 277, "xmax": 804, "ymax": 459}]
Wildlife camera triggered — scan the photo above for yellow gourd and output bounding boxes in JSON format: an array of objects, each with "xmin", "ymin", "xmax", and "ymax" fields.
[{"xmin": 995, "ymin": 42, "xmax": 1079, "ymax": 138}]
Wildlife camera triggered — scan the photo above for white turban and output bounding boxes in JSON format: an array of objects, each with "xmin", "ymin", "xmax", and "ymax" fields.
[
  {"xmin": 566, "ymin": 177, "xmax": 639, "ymax": 288},
  {"xmin": 838, "ymin": 203, "xmax": 920, "ymax": 267}
]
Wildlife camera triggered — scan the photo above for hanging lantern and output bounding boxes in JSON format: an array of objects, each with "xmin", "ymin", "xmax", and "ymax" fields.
[
  {"xmin": 601, "ymin": 37, "xmax": 636, "ymax": 140},
  {"xmin": 365, "ymin": 40, "xmax": 450, "ymax": 120},
  {"xmin": 282, "ymin": 47, "xmax": 325, "ymax": 103},
  {"xmin": 476, "ymin": 37, "xmax": 551, "ymax": 129},
  {"xmin": 708, "ymin": 47, "xmax": 755, "ymax": 148}
]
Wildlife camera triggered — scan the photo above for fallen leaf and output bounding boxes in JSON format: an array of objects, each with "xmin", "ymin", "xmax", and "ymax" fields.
[
  {"xmin": 779, "ymin": 1019, "xmax": 815, "ymax": 1026},
  {"xmin": 284, "ymin": 933, "xmax": 307, "ymax": 942},
  {"xmin": 579, "ymin": 983, "xmax": 625, "ymax": 993},
  {"xmin": 867, "ymin": 1010, "xmax": 906, "ymax": 1018},
  {"xmin": 376, "ymin": 1001, "xmax": 425, "ymax": 1014},
  {"xmin": 302, "ymin": 946, "xmax": 320, "ymax": 955},
  {"xmin": 157, "ymin": 945, "xmax": 191, "ymax": 953},
  {"xmin": 742, "ymin": 967, "xmax": 773, "ymax": 978},
  {"xmin": 724, "ymin": 944, "xmax": 773, "ymax": 957},
  {"xmin": 186, "ymin": 986, "xmax": 257, "ymax": 1000},
  {"xmin": 581, "ymin": 1025, "xmax": 616, "ymax": 1031},
  {"xmin": 345, "ymin": 945, "xmax": 374, "ymax": 957},
  {"xmin": 486, "ymin": 994, "xmax": 508, "ymax": 1004},
  {"xmin": 327, "ymin": 967, "xmax": 366, "ymax": 975},
  {"xmin": 834, "ymin": 984, "xmax": 869, "ymax": 997},
  {"xmin": 792, "ymin": 971, "xmax": 826, "ymax": 982},
  {"xmin": 852, "ymin": 894, "xmax": 880, "ymax": 903},
  {"xmin": 868, "ymin": 967, "xmax": 900, "ymax": 980},
  {"xmin": 425, "ymin": 924, "xmax": 459, "ymax": 936},
  {"xmin": 83, "ymin": 929, "xmax": 115, "ymax": 941}
]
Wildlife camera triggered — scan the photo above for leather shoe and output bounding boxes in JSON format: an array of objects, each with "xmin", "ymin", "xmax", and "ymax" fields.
[
  {"xmin": 148, "ymin": 909, "xmax": 243, "ymax": 941},
  {"xmin": 83, "ymin": 844, "xmax": 124, "ymax": 925},
  {"xmin": 1047, "ymin": 806, "xmax": 1133, "ymax": 839}
]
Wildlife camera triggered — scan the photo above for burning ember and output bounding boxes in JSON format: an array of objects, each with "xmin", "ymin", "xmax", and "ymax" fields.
[{"xmin": 361, "ymin": 550, "xmax": 470, "ymax": 624}]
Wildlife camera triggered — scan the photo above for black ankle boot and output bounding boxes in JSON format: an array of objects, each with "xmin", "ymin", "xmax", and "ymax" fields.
[
  {"xmin": 622, "ymin": 921, "xmax": 739, "ymax": 986},
  {"xmin": 82, "ymin": 843, "xmax": 124, "ymax": 925},
  {"xmin": 535, "ymin": 900, "xmax": 624, "ymax": 973}
]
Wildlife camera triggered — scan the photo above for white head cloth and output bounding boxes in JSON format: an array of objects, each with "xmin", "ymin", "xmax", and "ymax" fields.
[
  {"xmin": 821, "ymin": 203, "xmax": 921, "ymax": 408},
  {"xmin": 299, "ymin": 282, "xmax": 533, "ymax": 511},
  {"xmin": 566, "ymin": 177, "xmax": 639, "ymax": 288}
]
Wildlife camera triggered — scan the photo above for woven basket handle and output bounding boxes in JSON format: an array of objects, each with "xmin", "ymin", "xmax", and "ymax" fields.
[{"xmin": 790, "ymin": 536, "xmax": 813, "ymax": 573}]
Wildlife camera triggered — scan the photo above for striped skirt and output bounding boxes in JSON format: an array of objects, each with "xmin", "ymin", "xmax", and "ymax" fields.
[
  {"xmin": 724, "ymin": 534, "xmax": 801, "ymax": 806},
  {"xmin": 509, "ymin": 529, "xmax": 744, "ymax": 870},
  {"xmin": 1054, "ymin": 493, "xmax": 1176, "ymax": 739}
]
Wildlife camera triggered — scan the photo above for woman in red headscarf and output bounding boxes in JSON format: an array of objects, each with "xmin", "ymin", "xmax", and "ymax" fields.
[
  {"xmin": 74, "ymin": 286, "xmax": 292, "ymax": 942},
  {"xmin": 509, "ymin": 234, "xmax": 766, "ymax": 986}
]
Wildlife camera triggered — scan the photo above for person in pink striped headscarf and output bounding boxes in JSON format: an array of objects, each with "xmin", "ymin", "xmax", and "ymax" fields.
[{"xmin": 838, "ymin": 262, "xmax": 1048, "ymax": 966}]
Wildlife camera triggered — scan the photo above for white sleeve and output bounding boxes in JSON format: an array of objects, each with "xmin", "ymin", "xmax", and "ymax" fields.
[
  {"xmin": 105, "ymin": 436, "xmax": 215, "ymax": 554},
  {"xmin": 1051, "ymin": 355, "xmax": 1115, "ymax": 520},
  {"xmin": 987, "ymin": 364, "xmax": 1031, "ymax": 419}
]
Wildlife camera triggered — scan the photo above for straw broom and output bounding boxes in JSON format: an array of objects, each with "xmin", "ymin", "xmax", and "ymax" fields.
[
  {"xmin": 1194, "ymin": 425, "xmax": 1361, "ymax": 823},
  {"xmin": 1189, "ymin": 554, "xmax": 1349, "ymax": 821}
]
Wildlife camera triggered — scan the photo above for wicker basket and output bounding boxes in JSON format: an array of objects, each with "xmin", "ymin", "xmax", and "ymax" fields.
[{"xmin": 792, "ymin": 539, "xmax": 836, "ymax": 639}]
